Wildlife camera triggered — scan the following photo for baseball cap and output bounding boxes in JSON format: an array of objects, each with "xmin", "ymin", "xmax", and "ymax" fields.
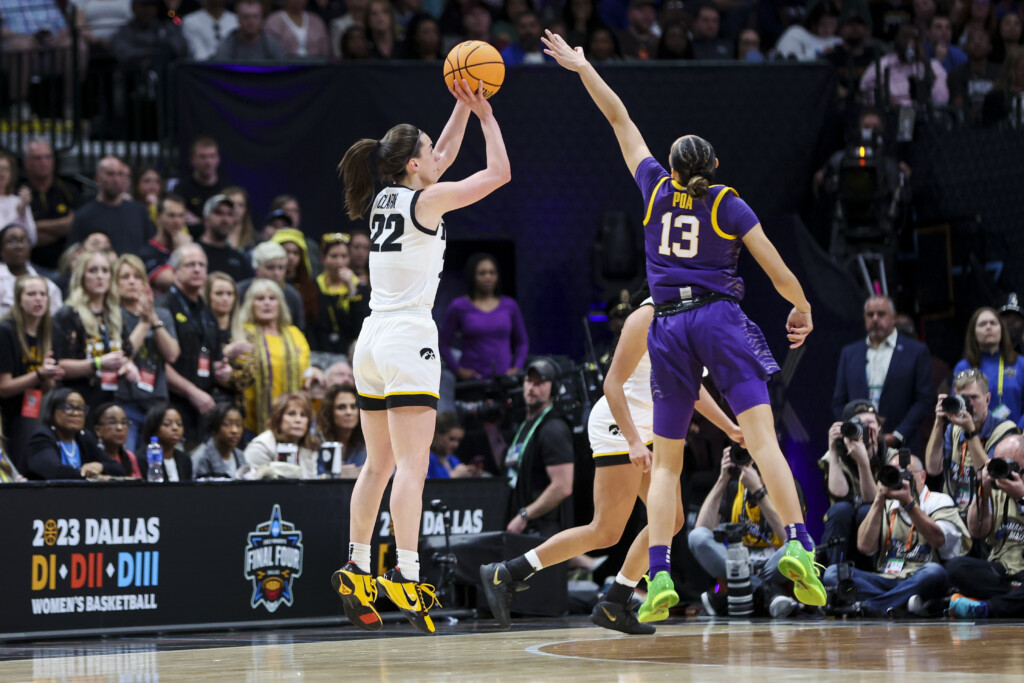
[
  {"xmin": 999, "ymin": 293, "xmax": 1024, "ymax": 318},
  {"xmin": 526, "ymin": 358, "xmax": 559, "ymax": 383},
  {"xmin": 203, "ymin": 193, "xmax": 234, "ymax": 218},
  {"xmin": 841, "ymin": 399, "xmax": 877, "ymax": 421},
  {"xmin": 264, "ymin": 209, "xmax": 293, "ymax": 226}
]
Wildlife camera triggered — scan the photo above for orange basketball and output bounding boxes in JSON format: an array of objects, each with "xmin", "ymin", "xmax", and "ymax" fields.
[{"xmin": 443, "ymin": 41, "xmax": 505, "ymax": 99}]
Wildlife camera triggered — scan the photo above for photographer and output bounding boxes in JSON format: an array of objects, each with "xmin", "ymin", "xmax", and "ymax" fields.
[
  {"xmin": 690, "ymin": 445, "xmax": 800, "ymax": 618},
  {"xmin": 819, "ymin": 400, "xmax": 885, "ymax": 566},
  {"xmin": 925, "ymin": 369, "xmax": 1019, "ymax": 520},
  {"xmin": 822, "ymin": 450, "xmax": 969, "ymax": 616},
  {"xmin": 945, "ymin": 435, "xmax": 1024, "ymax": 618}
]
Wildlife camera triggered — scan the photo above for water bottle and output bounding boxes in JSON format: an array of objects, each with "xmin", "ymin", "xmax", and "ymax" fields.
[
  {"xmin": 146, "ymin": 437, "xmax": 165, "ymax": 483},
  {"xmin": 725, "ymin": 539, "xmax": 754, "ymax": 616}
]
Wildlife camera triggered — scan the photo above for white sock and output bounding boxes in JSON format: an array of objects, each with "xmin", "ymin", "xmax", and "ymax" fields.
[
  {"xmin": 397, "ymin": 549, "xmax": 420, "ymax": 581},
  {"xmin": 615, "ymin": 572, "xmax": 639, "ymax": 588},
  {"xmin": 349, "ymin": 542, "xmax": 371, "ymax": 573},
  {"xmin": 525, "ymin": 549, "xmax": 544, "ymax": 572}
]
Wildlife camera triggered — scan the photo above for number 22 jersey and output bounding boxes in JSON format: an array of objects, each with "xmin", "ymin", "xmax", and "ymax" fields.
[
  {"xmin": 367, "ymin": 184, "xmax": 446, "ymax": 313},
  {"xmin": 635, "ymin": 157, "xmax": 760, "ymax": 306}
]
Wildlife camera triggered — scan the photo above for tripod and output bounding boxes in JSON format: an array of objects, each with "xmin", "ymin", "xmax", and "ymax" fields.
[{"xmin": 429, "ymin": 498, "xmax": 458, "ymax": 607}]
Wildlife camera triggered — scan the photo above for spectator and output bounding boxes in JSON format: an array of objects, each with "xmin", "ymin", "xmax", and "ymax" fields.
[
  {"xmin": 205, "ymin": 271, "xmax": 248, "ymax": 360},
  {"xmin": 137, "ymin": 194, "xmax": 191, "ymax": 295},
  {"xmin": 833, "ymin": 295, "xmax": 933, "ymax": 452},
  {"xmin": 0, "ymin": 0, "xmax": 74, "ymax": 107},
  {"xmin": 339, "ymin": 23, "xmax": 371, "ymax": 57},
  {"xmin": 736, "ymin": 27, "xmax": 765, "ymax": 60},
  {"xmin": 914, "ymin": 0, "xmax": 939, "ymax": 36},
  {"xmin": 958, "ymin": 0, "xmax": 997, "ymax": 48},
  {"xmin": 348, "ymin": 229, "xmax": 371, "ymax": 289},
  {"xmin": 562, "ymin": 0, "xmax": 601, "ymax": 48},
  {"xmin": 190, "ymin": 401, "xmax": 245, "ymax": 478},
  {"xmin": 398, "ymin": 12, "xmax": 444, "ymax": 59},
  {"xmin": 690, "ymin": 446, "xmax": 800, "ymax": 618},
  {"xmin": 158, "ymin": 244, "xmax": 230, "ymax": 448},
  {"xmin": 68, "ymin": 156, "xmax": 152, "ymax": 257},
  {"xmin": 0, "ymin": 274, "xmax": 63, "ymax": 469},
  {"xmin": 427, "ymin": 412, "xmax": 480, "ymax": 478},
  {"xmin": 53, "ymin": 250, "xmax": 136, "ymax": 408},
  {"xmin": 25, "ymin": 388, "xmax": 125, "ymax": 480},
  {"xmin": 268, "ymin": 194, "xmax": 322, "ymax": 276},
  {"xmin": 270, "ymin": 228, "xmax": 319, "ymax": 329},
  {"xmin": 926, "ymin": 13, "xmax": 968, "ymax": 73},
  {"xmin": 0, "ymin": 152, "xmax": 35, "ymax": 244},
  {"xmin": 586, "ymin": 24, "xmax": 622, "ymax": 60},
  {"xmin": 990, "ymin": 10, "xmax": 1022, "ymax": 63},
  {"xmin": 110, "ymin": 0, "xmax": 189, "ymax": 68},
  {"xmin": 238, "ymin": 242, "xmax": 305, "ymax": 329},
  {"xmin": 115, "ymin": 254, "xmax": 180, "ymax": 454},
  {"xmin": 330, "ymin": 0, "xmax": 370, "ymax": 56},
  {"xmin": 133, "ymin": 165, "xmax": 163, "ymax": 224},
  {"xmin": 818, "ymin": 399, "xmax": 884, "ymax": 567},
  {"xmin": 946, "ymin": 434, "xmax": 1024, "ymax": 618},
  {"xmin": 949, "ymin": 26, "xmax": 1001, "ymax": 122},
  {"xmin": 222, "ymin": 185, "xmax": 254, "ymax": 250},
  {"xmin": 139, "ymin": 403, "xmax": 192, "ymax": 481},
  {"xmin": 774, "ymin": 0, "xmax": 842, "ymax": 60},
  {"xmin": 871, "ymin": 0, "xmax": 914, "ymax": 43},
  {"xmin": 265, "ymin": 0, "xmax": 331, "ymax": 57},
  {"xmin": 951, "ymin": 0, "xmax": 970, "ymax": 40},
  {"xmin": 24, "ymin": 139, "xmax": 78, "ymax": 271},
  {"xmin": 998, "ymin": 293, "xmax": 1024, "ymax": 354},
  {"xmin": 182, "ymin": 0, "xmax": 239, "ymax": 61},
  {"xmin": 925, "ymin": 369, "xmax": 1019, "ymax": 519},
  {"xmin": 982, "ymin": 48, "xmax": 1024, "ymax": 127},
  {"xmin": 500, "ymin": 9, "xmax": 551, "ymax": 64},
  {"xmin": 325, "ymin": 359, "xmax": 354, "ymax": 386},
  {"xmin": 316, "ymin": 383, "xmax": 367, "ymax": 477},
  {"xmin": 310, "ymin": 232, "xmax": 368, "ymax": 353},
  {"xmin": 212, "ymin": 0, "xmax": 286, "ymax": 60},
  {"xmin": 440, "ymin": 252, "xmax": 528, "ymax": 380},
  {"xmin": 617, "ymin": 0, "xmax": 658, "ymax": 60},
  {"xmin": 366, "ymin": 0, "xmax": 400, "ymax": 58},
  {"xmin": 953, "ymin": 306, "xmax": 1024, "ymax": 424},
  {"xmin": 90, "ymin": 402, "xmax": 142, "ymax": 478},
  {"xmin": 243, "ymin": 392, "xmax": 318, "ymax": 478},
  {"xmin": 0, "ymin": 224, "xmax": 62, "ymax": 318},
  {"xmin": 73, "ymin": 0, "xmax": 134, "ymax": 60},
  {"xmin": 822, "ymin": 451, "xmax": 970, "ymax": 617},
  {"xmin": 236, "ymin": 279, "xmax": 310, "ymax": 435},
  {"xmin": 691, "ymin": 3, "xmax": 731, "ymax": 60},
  {"xmin": 859, "ymin": 22, "xmax": 949, "ymax": 106},
  {"xmin": 174, "ymin": 136, "xmax": 228, "ymax": 229},
  {"xmin": 654, "ymin": 20, "xmax": 693, "ymax": 59},
  {"xmin": 503, "ymin": 358, "xmax": 574, "ymax": 537},
  {"xmin": 199, "ymin": 194, "xmax": 253, "ymax": 284}
]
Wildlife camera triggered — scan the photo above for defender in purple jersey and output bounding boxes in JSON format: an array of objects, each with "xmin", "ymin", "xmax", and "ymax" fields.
[{"xmin": 542, "ymin": 29, "xmax": 826, "ymax": 619}]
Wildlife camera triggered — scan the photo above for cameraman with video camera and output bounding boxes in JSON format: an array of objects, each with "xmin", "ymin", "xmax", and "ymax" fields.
[
  {"xmin": 819, "ymin": 400, "xmax": 884, "ymax": 566},
  {"xmin": 925, "ymin": 369, "xmax": 1020, "ymax": 520},
  {"xmin": 822, "ymin": 449, "xmax": 970, "ymax": 617},
  {"xmin": 690, "ymin": 444, "xmax": 802, "ymax": 618},
  {"xmin": 945, "ymin": 434, "xmax": 1024, "ymax": 618}
]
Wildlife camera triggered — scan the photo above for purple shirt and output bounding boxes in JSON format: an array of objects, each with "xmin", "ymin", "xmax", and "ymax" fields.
[
  {"xmin": 635, "ymin": 157, "xmax": 759, "ymax": 304},
  {"xmin": 439, "ymin": 296, "xmax": 529, "ymax": 378}
]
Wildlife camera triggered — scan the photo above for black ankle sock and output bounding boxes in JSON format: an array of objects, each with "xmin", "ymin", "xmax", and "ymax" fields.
[
  {"xmin": 506, "ymin": 556, "xmax": 534, "ymax": 582},
  {"xmin": 604, "ymin": 581, "xmax": 633, "ymax": 605}
]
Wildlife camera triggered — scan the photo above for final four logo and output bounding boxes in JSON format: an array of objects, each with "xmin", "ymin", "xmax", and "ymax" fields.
[{"xmin": 243, "ymin": 505, "xmax": 303, "ymax": 612}]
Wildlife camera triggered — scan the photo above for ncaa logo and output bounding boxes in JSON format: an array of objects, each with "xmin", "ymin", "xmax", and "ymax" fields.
[
  {"xmin": 420, "ymin": 348, "xmax": 436, "ymax": 360},
  {"xmin": 243, "ymin": 505, "xmax": 304, "ymax": 613}
]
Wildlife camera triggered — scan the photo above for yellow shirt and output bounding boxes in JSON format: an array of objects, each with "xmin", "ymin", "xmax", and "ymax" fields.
[{"xmin": 242, "ymin": 325, "xmax": 310, "ymax": 433}]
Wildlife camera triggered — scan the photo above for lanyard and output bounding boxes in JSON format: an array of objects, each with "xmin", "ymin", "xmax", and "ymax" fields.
[
  {"xmin": 886, "ymin": 489, "xmax": 930, "ymax": 552},
  {"xmin": 976, "ymin": 356, "xmax": 1005, "ymax": 403},
  {"xmin": 508, "ymin": 405, "xmax": 553, "ymax": 466},
  {"xmin": 172, "ymin": 287, "xmax": 212, "ymax": 338}
]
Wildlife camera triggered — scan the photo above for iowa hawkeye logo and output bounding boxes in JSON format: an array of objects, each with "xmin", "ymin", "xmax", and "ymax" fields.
[{"xmin": 244, "ymin": 505, "xmax": 304, "ymax": 612}]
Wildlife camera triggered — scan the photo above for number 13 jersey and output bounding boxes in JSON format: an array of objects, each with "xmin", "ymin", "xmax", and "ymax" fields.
[
  {"xmin": 635, "ymin": 157, "xmax": 759, "ymax": 306},
  {"xmin": 368, "ymin": 185, "xmax": 446, "ymax": 313}
]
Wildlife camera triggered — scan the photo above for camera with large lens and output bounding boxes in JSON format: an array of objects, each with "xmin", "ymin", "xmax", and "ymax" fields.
[
  {"xmin": 941, "ymin": 394, "xmax": 972, "ymax": 417},
  {"xmin": 728, "ymin": 443, "xmax": 752, "ymax": 475},
  {"xmin": 987, "ymin": 458, "xmax": 1022, "ymax": 480},
  {"xmin": 840, "ymin": 417, "xmax": 866, "ymax": 442},
  {"xmin": 877, "ymin": 448, "xmax": 914, "ymax": 490}
]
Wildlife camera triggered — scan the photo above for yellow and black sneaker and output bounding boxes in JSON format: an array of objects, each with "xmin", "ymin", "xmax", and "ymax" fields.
[
  {"xmin": 331, "ymin": 562, "xmax": 383, "ymax": 632},
  {"xmin": 377, "ymin": 568, "xmax": 441, "ymax": 635}
]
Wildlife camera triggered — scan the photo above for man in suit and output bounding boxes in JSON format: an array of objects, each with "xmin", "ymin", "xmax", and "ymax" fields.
[{"xmin": 833, "ymin": 296, "xmax": 932, "ymax": 452}]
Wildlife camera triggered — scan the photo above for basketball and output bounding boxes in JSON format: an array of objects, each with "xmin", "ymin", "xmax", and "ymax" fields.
[{"xmin": 443, "ymin": 41, "xmax": 505, "ymax": 99}]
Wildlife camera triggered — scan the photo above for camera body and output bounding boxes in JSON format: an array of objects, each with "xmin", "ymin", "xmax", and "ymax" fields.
[
  {"xmin": 840, "ymin": 417, "xmax": 867, "ymax": 442},
  {"xmin": 987, "ymin": 458, "xmax": 1022, "ymax": 480},
  {"xmin": 728, "ymin": 443, "xmax": 752, "ymax": 475},
  {"xmin": 713, "ymin": 522, "xmax": 748, "ymax": 545},
  {"xmin": 877, "ymin": 448, "xmax": 915, "ymax": 491},
  {"xmin": 941, "ymin": 394, "xmax": 973, "ymax": 417}
]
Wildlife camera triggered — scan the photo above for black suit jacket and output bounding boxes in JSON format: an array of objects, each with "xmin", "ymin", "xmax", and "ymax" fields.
[
  {"xmin": 833, "ymin": 333, "xmax": 933, "ymax": 449},
  {"xmin": 26, "ymin": 427, "xmax": 126, "ymax": 481},
  {"xmin": 138, "ymin": 449, "xmax": 193, "ymax": 482}
]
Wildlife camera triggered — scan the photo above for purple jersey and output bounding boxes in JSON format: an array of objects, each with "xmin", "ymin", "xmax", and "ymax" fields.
[{"xmin": 634, "ymin": 157, "xmax": 760, "ymax": 304}]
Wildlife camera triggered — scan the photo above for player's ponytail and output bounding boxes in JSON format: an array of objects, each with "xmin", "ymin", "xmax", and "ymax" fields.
[
  {"xmin": 686, "ymin": 174, "xmax": 710, "ymax": 198},
  {"xmin": 339, "ymin": 124, "xmax": 424, "ymax": 221},
  {"xmin": 669, "ymin": 134, "xmax": 716, "ymax": 200}
]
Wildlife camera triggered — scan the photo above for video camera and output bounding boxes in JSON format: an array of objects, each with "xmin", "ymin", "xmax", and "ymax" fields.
[
  {"xmin": 877, "ymin": 448, "xmax": 915, "ymax": 491},
  {"xmin": 712, "ymin": 522, "xmax": 747, "ymax": 545},
  {"xmin": 941, "ymin": 394, "xmax": 973, "ymax": 417},
  {"xmin": 453, "ymin": 374, "xmax": 524, "ymax": 424},
  {"xmin": 987, "ymin": 458, "xmax": 1022, "ymax": 480}
]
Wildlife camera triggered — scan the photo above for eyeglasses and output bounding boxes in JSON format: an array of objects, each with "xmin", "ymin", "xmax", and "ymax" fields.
[
  {"xmin": 100, "ymin": 419, "xmax": 130, "ymax": 428},
  {"xmin": 955, "ymin": 369, "xmax": 982, "ymax": 381},
  {"xmin": 61, "ymin": 404, "xmax": 87, "ymax": 415},
  {"xmin": 321, "ymin": 232, "xmax": 351, "ymax": 250},
  {"xmin": 2, "ymin": 236, "xmax": 30, "ymax": 247}
]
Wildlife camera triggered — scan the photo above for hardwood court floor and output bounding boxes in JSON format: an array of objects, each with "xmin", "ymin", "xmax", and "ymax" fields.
[{"xmin": 1, "ymin": 617, "xmax": 1022, "ymax": 681}]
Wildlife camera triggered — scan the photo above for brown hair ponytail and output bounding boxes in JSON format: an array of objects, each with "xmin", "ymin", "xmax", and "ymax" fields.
[{"xmin": 338, "ymin": 124, "xmax": 424, "ymax": 221}]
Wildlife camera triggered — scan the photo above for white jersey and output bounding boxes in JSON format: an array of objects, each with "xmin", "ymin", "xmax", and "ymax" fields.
[
  {"xmin": 367, "ymin": 185, "xmax": 446, "ymax": 312},
  {"xmin": 588, "ymin": 299, "xmax": 655, "ymax": 455}
]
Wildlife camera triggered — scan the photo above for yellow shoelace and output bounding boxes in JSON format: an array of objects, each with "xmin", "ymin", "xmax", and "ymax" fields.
[{"xmin": 417, "ymin": 582, "xmax": 441, "ymax": 611}]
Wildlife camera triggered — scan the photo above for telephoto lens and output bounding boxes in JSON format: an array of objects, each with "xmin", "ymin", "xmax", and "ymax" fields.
[
  {"xmin": 988, "ymin": 458, "xmax": 1022, "ymax": 480},
  {"xmin": 840, "ymin": 417, "xmax": 865, "ymax": 441},
  {"xmin": 731, "ymin": 445, "xmax": 753, "ymax": 467},
  {"xmin": 877, "ymin": 464, "xmax": 904, "ymax": 490},
  {"xmin": 941, "ymin": 395, "xmax": 968, "ymax": 415}
]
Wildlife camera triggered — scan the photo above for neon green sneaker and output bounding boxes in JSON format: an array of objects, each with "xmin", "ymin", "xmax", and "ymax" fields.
[
  {"xmin": 777, "ymin": 540, "xmax": 827, "ymax": 607},
  {"xmin": 637, "ymin": 572, "xmax": 679, "ymax": 623}
]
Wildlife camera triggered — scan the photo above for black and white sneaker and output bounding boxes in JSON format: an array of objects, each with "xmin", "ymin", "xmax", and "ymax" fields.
[{"xmin": 479, "ymin": 562, "xmax": 528, "ymax": 630}]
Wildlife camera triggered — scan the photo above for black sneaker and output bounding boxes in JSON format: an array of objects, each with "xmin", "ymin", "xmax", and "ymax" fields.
[
  {"xmin": 376, "ymin": 568, "xmax": 440, "ymax": 635},
  {"xmin": 479, "ymin": 562, "xmax": 528, "ymax": 630},
  {"xmin": 590, "ymin": 600, "xmax": 656, "ymax": 635},
  {"xmin": 331, "ymin": 562, "xmax": 383, "ymax": 632}
]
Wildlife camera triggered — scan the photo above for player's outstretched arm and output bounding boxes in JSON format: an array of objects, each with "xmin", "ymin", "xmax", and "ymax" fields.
[
  {"xmin": 541, "ymin": 29, "xmax": 650, "ymax": 176},
  {"xmin": 742, "ymin": 224, "xmax": 813, "ymax": 349}
]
